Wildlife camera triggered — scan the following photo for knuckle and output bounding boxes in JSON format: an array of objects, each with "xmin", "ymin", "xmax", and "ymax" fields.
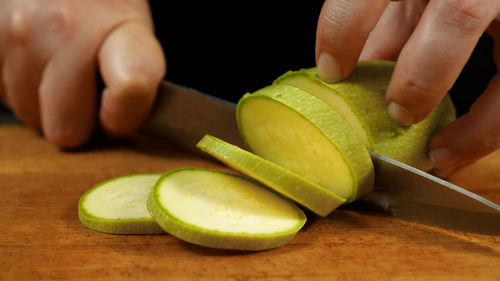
[
  {"xmin": 7, "ymin": 2, "xmax": 77, "ymax": 45},
  {"xmin": 114, "ymin": 72, "xmax": 159, "ymax": 101},
  {"xmin": 473, "ymin": 130, "xmax": 500, "ymax": 153},
  {"xmin": 47, "ymin": 5, "xmax": 76, "ymax": 41},
  {"xmin": 322, "ymin": 0, "xmax": 355, "ymax": 33},
  {"xmin": 8, "ymin": 7, "xmax": 33, "ymax": 45},
  {"xmin": 468, "ymin": 108, "xmax": 500, "ymax": 152},
  {"xmin": 438, "ymin": 0, "xmax": 486, "ymax": 36},
  {"xmin": 400, "ymin": 72, "xmax": 443, "ymax": 104},
  {"xmin": 397, "ymin": 72, "xmax": 446, "ymax": 121}
]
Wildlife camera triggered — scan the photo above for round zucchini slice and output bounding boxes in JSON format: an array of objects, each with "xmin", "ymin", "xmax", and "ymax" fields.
[
  {"xmin": 78, "ymin": 173, "xmax": 164, "ymax": 234},
  {"xmin": 147, "ymin": 168, "xmax": 306, "ymax": 251}
]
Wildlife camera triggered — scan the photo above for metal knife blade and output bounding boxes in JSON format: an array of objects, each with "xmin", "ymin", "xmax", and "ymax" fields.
[
  {"xmin": 363, "ymin": 151, "xmax": 500, "ymax": 234},
  {"xmin": 143, "ymin": 81, "xmax": 245, "ymax": 151},
  {"xmin": 143, "ymin": 81, "xmax": 500, "ymax": 234}
]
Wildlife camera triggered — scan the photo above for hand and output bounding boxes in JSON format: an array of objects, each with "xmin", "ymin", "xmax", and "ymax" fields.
[
  {"xmin": 315, "ymin": 0, "xmax": 500, "ymax": 177},
  {"xmin": 0, "ymin": 0, "xmax": 166, "ymax": 148}
]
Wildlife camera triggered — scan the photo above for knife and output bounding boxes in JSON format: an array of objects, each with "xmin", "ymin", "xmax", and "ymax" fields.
[{"xmin": 143, "ymin": 81, "xmax": 500, "ymax": 234}]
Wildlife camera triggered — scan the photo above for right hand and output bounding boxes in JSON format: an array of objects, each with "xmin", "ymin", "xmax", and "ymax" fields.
[
  {"xmin": 0, "ymin": 0, "xmax": 166, "ymax": 148},
  {"xmin": 315, "ymin": 0, "xmax": 500, "ymax": 177}
]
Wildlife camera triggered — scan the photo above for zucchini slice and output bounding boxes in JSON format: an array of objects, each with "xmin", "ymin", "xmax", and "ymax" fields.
[
  {"xmin": 78, "ymin": 174, "xmax": 164, "ymax": 234},
  {"xmin": 275, "ymin": 61, "xmax": 456, "ymax": 171},
  {"xmin": 237, "ymin": 84, "xmax": 374, "ymax": 202},
  {"xmin": 147, "ymin": 168, "xmax": 306, "ymax": 251},
  {"xmin": 197, "ymin": 134, "xmax": 346, "ymax": 216}
]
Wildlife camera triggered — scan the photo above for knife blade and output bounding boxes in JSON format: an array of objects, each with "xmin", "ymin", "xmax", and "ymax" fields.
[
  {"xmin": 144, "ymin": 81, "xmax": 245, "ymax": 151},
  {"xmin": 143, "ymin": 81, "xmax": 500, "ymax": 234},
  {"xmin": 364, "ymin": 151, "xmax": 500, "ymax": 234}
]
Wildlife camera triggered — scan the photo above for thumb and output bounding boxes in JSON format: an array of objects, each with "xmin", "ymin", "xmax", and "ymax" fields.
[
  {"xmin": 429, "ymin": 74, "xmax": 500, "ymax": 178},
  {"xmin": 98, "ymin": 20, "xmax": 166, "ymax": 136}
]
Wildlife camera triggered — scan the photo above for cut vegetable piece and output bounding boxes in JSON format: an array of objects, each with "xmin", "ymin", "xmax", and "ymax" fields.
[
  {"xmin": 197, "ymin": 134, "xmax": 346, "ymax": 216},
  {"xmin": 147, "ymin": 168, "xmax": 306, "ymax": 251},
  {"xmin": 373, "ymin": 95, "xmax": 456, "ymax": 171},
  {"xmin": 275, "ymin": 61, "xmax": 396, "ymax": 149},
  {"xmin": 237, "ymin": 84, "xmax": 374, "ymax": 202},
  {"xmin": 78, "ymin": 174, "xmax": 164, "ymax": 234},
  {"xmin": 275, "ymin": 61, "xmax": 456, "ymax": 171}
]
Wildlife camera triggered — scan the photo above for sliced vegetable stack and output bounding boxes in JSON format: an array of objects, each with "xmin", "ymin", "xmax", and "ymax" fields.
[
  {"xmin": 78, "ymin": 61, "xmax": 456, "ymax": 251},
  {"xmin": 196, "ymin": 134, "xmax": 346, "ymax": 217}
]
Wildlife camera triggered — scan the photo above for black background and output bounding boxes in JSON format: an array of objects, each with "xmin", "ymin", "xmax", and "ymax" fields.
[
  {"xmin": 150, "ymin": 2, "xmax": 497, "ymax": 116},
  {"xmin": 150, "ymin": 2, "xmax": 321, "ymax": 102}
]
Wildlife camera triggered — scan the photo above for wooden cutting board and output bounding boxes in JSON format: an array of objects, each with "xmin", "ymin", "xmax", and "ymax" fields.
[{"xmin": 1, "ymin": 124, "xmax": 499, "ymax": 281}]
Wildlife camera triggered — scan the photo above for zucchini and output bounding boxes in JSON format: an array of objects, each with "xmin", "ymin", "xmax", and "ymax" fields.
[
  {"xmin": 237, "ymin": 84, "xmax": 374, "ymax": 202},
  {"xmin": 197, "ymin": 134, "xmax": 346, "ymax": 216},
  {"xmin": 275, "ymin": 61, "xmax": 456, "ymax": 170},
  {"xmin": 78, "ymin": 174, "xmax": 164, "ymax": 234},
  {"xmin": 147, "ymin": 168, "xmax": 306, "ymax": 251}
]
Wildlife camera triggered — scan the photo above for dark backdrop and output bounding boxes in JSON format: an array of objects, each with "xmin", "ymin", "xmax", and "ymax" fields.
[
  {"xmin": 150, "ymin": 2, "xmax": 321, "ymax": 102},
  {"xmin": 150, "ymin": 2, "xmax": 497, "ymax": 117}
]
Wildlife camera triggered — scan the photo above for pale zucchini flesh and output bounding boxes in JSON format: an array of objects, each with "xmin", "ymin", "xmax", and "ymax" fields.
[
  {"xmin": 237, "ymin": 84, "xmax": 374, "ymax": 202},
  {"xmin": 276, "ymin": 74, "xmax": 373, "ymax": 148},
  {"xmin": 147, "ymin": 168, "xmax": 306, "ymax": 251},
  {"xmin": 78, "ymin": 174, "xmax": 164, "ymax": 234},
  {"xmin": 196, "ymin": 134, "xmax": 346, "ymax": 217}
]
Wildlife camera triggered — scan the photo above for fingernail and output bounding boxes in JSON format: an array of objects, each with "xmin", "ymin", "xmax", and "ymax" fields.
[
  {"xmin": 317, "ymin": 53, "xmax": 342, "ymax": 83},
  {"xmin": 387, "ymin": 102, "xmax": 415, "ymax": 126},
  {"xmin": 429, "ymin": 147, "xmax": 460, "ymax": 169}
]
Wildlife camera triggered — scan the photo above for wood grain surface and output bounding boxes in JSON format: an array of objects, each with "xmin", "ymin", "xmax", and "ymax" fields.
[{"xmin": 1, "ymin": 124, "xmax": 499, "ymax": 281}]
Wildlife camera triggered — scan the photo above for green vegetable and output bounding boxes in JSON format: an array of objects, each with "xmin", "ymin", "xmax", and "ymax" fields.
[
  {"xmin": 78, "ymin": 174, "xmax": 164, "ymax": 234},
  {"xmin": 237, "ymin": 83, "xmax": 374, "ymax": 202},
  {"xmin": 197, "ymin": 134, "xmax": 346, "ymax": 216},
  {"xmin": 147, "ymin": 168, "xmax": 307, "ymax": 251},
  {"xmin": 275, "ymin": 61, "xmax": 456, "ymax": 171}
]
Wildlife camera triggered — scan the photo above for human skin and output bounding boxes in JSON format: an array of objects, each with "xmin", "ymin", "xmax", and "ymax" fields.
[
  {"xmin": 0, "ymin": 0, "xmax": 166, "ymax": 148},
  {"xmin": 315, "ymin": 0, "xmax": 500, "ymax": 177}
]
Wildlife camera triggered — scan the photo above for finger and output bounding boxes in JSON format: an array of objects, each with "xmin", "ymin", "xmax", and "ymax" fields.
[
  {"xmin": 1, "ymin": 4, "xmax": 42, "ymax": 122},
  {"xmin": 98, "ymin": 20, "xmax": 165, "ymax": 136},
  {"xmin": 316, "ymin": 0, "xmax": 390, "ymax": 82},
  {"xmin": 39, "ymin": 50, "xmax": 98, "ymax": 148},
  {"xmin": 428, "ymin": 74, "xmax": 500, "ymax": 178},
  {"xmin": 359, "ymin": 0, "xmax": 425, "ymax": 61},
  {"xmin": 2, "ymin": 50, "xmax": 44, "ymax": 128},
  {"xmin": 386, "ymin": 0, "xmax": 500, "ymax": 126}
]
